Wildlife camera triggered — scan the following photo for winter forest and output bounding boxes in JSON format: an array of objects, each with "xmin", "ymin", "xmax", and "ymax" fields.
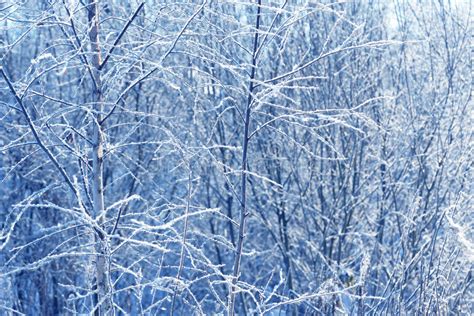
[{"xmin": 0, "ymin": 0, "xmax": 472, "ymax": 315}]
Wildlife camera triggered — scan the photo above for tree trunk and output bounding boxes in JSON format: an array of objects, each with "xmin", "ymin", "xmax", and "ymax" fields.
[
  {"xmin": 228, "ymin": 1, "xmax": 261, "ymax": 315},
  {"xmin": 87, "ymin": 1, "xmax": 111, "ymax": 314}
]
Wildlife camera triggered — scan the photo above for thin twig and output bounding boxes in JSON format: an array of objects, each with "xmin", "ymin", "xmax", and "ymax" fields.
[{"xmin": 99, "ymin": 2, "xmax": 145, "ymax": 70}]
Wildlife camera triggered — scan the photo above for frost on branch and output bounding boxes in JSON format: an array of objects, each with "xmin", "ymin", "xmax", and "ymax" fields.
[{"xmin": 0, "ymin": 0, "xmax": 472, "ymax": 315}]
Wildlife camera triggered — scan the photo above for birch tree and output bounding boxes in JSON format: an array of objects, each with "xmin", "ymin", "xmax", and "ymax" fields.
[{"xmin": 0, "ymin": 0, "xmax": 472, "ymax": 315}]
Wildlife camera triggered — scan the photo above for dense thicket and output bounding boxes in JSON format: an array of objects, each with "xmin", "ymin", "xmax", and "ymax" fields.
[{"xmin": 0, "ymin": 0, "xmax": 472, "ymax": 315}]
